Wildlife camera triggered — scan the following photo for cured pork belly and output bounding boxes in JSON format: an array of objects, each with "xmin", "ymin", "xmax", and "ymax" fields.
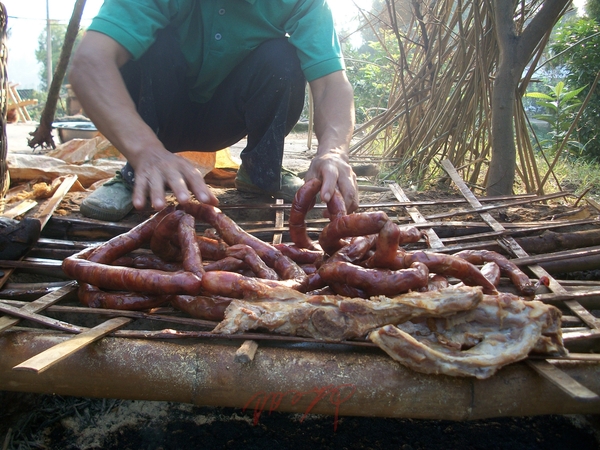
[
  {"xmin": 212, "ymin": 286, "xmax": 483, "ymax": 341},
  {"xmin": 369, "ymin": 292, "xmax": 566, "ymax": 379}
]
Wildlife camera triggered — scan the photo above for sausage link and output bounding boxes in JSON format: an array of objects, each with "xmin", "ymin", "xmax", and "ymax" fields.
[
  {"xmin": 453, "ymin": 249, "xmax": 537, "ymax": 295},
  {"xmin": 319, "ymin": 211, "xmax": 389, "ymax": 255},
  {"xmin": 393, "ymin": 251, "xmax": 497, "ymax": 295},
  {"xmin": 289, "ymin": 178, "xmax": 321, "ymax": 249},
  {"xmin": 178, "ymin": 213, "xmax": 204, "ymax": 276},
  {"xmin": 150, "ymin": 210, "xmax": 186, "ymax": 262},
  {"xmin": 89, "ymin": 206, "xmax": 174, "ymax": 264},
  {"xmin": 63, "ymin": 251, "xmax": 203, "ymax": 295},
  {"xmin": 182, "ymin": 203, "xmax": 307, "ymax": 282},
  {"xmin": 78, "ymin": 283, "xmax": 170, "ymax": 310},
  {"xmin": 318, "ymin": 261, "xmax": 429, "ymax": 297}
]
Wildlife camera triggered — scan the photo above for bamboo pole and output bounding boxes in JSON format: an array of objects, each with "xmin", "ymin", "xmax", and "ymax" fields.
[{"xmin": 1, "ymin": 330, "xmax": 599, "ymax": 420}]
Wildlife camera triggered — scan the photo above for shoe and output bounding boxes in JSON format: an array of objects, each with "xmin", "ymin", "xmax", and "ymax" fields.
[
  {"xmin": 80, "ymin": 172, "xmax": 134, "ymax": 221},
  {"xmin": 235, "ymin": 165, "xmax": 303, "ymax": 202}
]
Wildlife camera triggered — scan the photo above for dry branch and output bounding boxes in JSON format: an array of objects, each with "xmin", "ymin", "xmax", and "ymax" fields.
[
  {"xmin": 28, "ymin": 0, "xmax": 86, "ymax": 150},
  {"xmin": 351, "ymin": 0, "xmax": 571, "ymax": 195}
]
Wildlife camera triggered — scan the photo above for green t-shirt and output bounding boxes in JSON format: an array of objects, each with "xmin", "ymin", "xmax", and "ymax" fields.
[{"xmin": 88, "ymin": 0, "xmax": 345, "ymax": 103}]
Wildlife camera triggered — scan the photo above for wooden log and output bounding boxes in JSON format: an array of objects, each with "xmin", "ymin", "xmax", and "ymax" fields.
[
  {"xmin": 540, "ymin": 254, "xmax": 600, "ymax": 275},
  {"xmin": 516, "ymin": 229, "xmax": 600, "ymax": 254},
  {"xmin": 1, "ymin": 330, "xmax": 599, "ymax": 420},
  {"xmin": 0, "ymin": 280, "xmax": 71, "ymax": 300}
]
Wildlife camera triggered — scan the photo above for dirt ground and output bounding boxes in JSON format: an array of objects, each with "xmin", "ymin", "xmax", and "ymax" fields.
[
  {"xmin": 2, "ymin": 130, "xmax": 600, "ymax": 449},
  {"xmin": 1, "ymin": 391, "xmax": 599, "ymax": 450}
]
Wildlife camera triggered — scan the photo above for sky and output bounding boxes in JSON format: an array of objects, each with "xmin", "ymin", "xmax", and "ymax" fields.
[{"xmin": 2, "ymin": 0, "xmax": 585, "ymax": 90}]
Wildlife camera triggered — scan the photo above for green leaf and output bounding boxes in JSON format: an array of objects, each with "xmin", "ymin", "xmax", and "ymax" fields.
[{"xmin": 525, "ymin": 92, "xmax": 554, "ymax": 100}]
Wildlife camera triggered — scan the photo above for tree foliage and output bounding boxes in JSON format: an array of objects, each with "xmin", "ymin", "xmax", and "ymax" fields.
[
  {"xmin": 344, "ymin": 38, "xmax": 397, "ymax": 124},
  {"xmin": 526, "ymin": 82, "xmax": 586, "ymax": 158},
  {"xmin": 550, "ymin": 17, "xmax": 600, "ymax": 160},
  {"xmin": 586, "ymin": 0, "xmax": 600, "ymax": 21},
  {"xmin": 35, "ymin": 23, "xmax": 84, "ymax": 91}
]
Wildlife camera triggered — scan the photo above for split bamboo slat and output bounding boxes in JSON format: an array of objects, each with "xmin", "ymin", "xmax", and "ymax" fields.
[
  {"xmin": 12, "ymin": 317, "xmax": 132, "ymax": 374},
  {"xmin": 3, "ymin": 199, "xmax": 38, "ymax": 219}
]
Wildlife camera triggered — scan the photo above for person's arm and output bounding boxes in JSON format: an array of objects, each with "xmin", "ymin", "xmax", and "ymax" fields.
[
  {"xmin": 305, "ymin": 70, "xmax": 358, "ymax": 213},
  {"xmin": 68, "ymin": 31, "xmax": 218, "ymax": 210}
]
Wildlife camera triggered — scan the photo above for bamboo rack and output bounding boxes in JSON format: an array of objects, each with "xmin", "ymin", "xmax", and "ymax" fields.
[{"xmin": 1, "ymin": 172, "xmax": 600, "ymax": 418}]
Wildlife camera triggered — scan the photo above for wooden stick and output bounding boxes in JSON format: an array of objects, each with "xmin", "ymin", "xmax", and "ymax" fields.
[
  {"xmin": 0, "ymin": 281, "xmax": 77, "ymax": 333},
  {"xmin": 0, "ymin": 300, "xmax": 85, "ymax": 334},
  {"xmin": 234, "ymin": 340, "xmax": 259, "ymax": 364},
  {"xmin": 526, "ymin": 360, "xmax": 599, "ymax": 401},
  {"xmin": 13, "ymin": 317, "xmax": 132, "ymax": 374},
  {"xmin": 0, "ymin": 300, "xmax": 218, "ymax": 329},
  {"xmin": 3, "ymin": 200, "xmax": 37, "ymax": 219}
]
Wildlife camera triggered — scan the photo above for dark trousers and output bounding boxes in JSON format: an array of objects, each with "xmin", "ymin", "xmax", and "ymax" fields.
[{"xmin": 119, "ymin": 28, "xmax": 306, "ymax": 192}]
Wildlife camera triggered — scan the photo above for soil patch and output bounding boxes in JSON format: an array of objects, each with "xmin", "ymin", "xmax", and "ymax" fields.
[{"xmin": 1, "ymin": 392, "xmax": 599, "ymax": 450}]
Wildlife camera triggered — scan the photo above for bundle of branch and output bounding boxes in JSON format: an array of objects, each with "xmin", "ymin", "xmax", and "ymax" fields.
[{"xmin": 349, "ymin": 0, "xmax": 570, "ymax": 195}]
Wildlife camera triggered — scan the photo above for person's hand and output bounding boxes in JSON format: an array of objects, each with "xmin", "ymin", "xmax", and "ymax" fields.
[
  {"xmin": 127, "ymin": 148, "xmax": 219, "ymax": 210},
  {"xmin": 69, "ymin": 32, "xmax": 219, "ymax": 211},
  {"xmin": 305, "ymin": 149, "xmax": 358, "ymax": 213}
]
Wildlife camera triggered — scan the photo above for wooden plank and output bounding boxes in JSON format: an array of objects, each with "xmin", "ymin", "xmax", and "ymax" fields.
[
  {"xmin": 36, "ymin": 175, "xmax": 79, "ymax": 228},
  {"xmin": 0, "ymin": 281, "xmax": 78, "ymax": 333},
  {"xmin": 526, "ymin": 360, "xmax": 599, "ymax": 401},
  {"xmin": 389, "ymin": 183, "xmax": 444, "ymax": 249},
  {"xmin": 13, "ymin": 317, "xmax": 132, "ymax": 374},
  {"xmin": 0, "ymin": 300, "xmax": 85, "ymax": 334},
  {"xmin": 3, "ymin": 199, "xmax": 38, "ymax": 219}
]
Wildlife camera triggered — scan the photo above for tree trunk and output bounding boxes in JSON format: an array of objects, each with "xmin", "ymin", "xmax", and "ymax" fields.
[
  {"xmin": 487, "ymin": 0, "xmax": 571, "ymax": 196},
  {"xmin": 488, "ymin": 36, "xmax": 519, "ymax": 196},
  {"xmin": 28, "ymin": 0, "xmax": 86, "ymax": 151}
]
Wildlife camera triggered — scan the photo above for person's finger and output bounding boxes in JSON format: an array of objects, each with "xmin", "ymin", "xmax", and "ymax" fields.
[
  {"xmin": 319, "ymin": 165, "xmax": 338, "ymax": 204},
  {"xmin": 339, "ymin": 172, "xmax": 359, "ymax": 213},
  {"xmin": 188, "ymin": 172, "xmax": 219, "ymax": 205},
  {"xmin": 147, "ymin": 172, "xmax": 168, "ymax": 210},
  {"xmin": 132, "ymin": 174, "xmax": 149, "ymax": 210},
  {"xmin": 167, "ymin": 172, "xmax": 192, "ymax": 206}
]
